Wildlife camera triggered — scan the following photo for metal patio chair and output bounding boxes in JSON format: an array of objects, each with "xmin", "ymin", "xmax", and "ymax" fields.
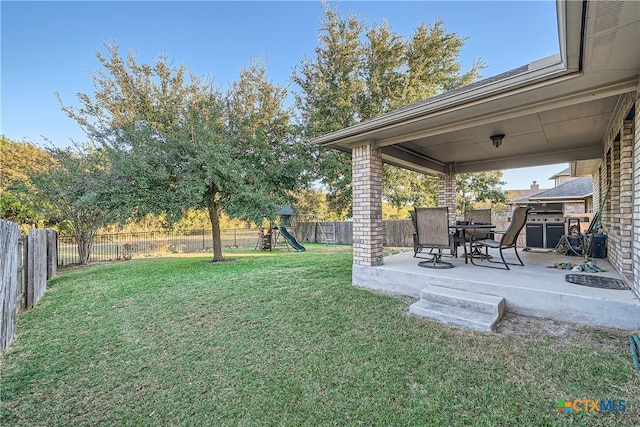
[
  {"xmin": 464, "ymin": 208, "xmax": 492, "ymax": 232},
  {"xmin": 462, "ymin": 208, "xmax": 493, "ymax": 247},
  {"xmin": 469, "ymin": 206, "xmax": 531, "ymax": 270},
  {"xmin": 411, "ymin": 207, "xmax": 455, "ymax": 269}
]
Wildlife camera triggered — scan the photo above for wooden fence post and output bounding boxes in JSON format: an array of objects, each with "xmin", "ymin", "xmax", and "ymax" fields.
[
  {"xmin": 46, "ymin": 230, "xmax": 57, "ymax": 280},
  {"xmin": 1, "ymin": 220, "xmax": 21, "ymax": 355},
  {"xmin": 26, "ymin": 231, "xmax": 34, "ymax": 309},
  {"xmin": 26, "ymin": 230, "xmax": 48, "ymax": 309}
]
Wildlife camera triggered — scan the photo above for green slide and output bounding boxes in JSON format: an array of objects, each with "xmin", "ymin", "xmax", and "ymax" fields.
[{"xmin": 279, "ymin": 227, "xmax": 306, "ymax": 252}]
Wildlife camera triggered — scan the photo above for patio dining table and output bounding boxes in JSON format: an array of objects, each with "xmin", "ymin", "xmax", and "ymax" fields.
[{"xmin": 450, "ymin": 223, "xmax": 497, "ymax": 264}]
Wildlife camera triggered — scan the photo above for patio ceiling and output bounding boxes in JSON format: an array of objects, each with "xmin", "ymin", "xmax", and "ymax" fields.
[{"xmin": 313, "ymin": 0, "xmax": 640, "ymax": 176}]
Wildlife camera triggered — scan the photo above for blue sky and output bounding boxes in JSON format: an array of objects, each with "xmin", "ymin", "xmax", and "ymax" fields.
[{"xmin": 2, "ymin": 0, "xmax": 565, "ymax": 189}]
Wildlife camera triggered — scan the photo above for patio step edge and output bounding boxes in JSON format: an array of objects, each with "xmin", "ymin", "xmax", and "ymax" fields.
[
  {"xmin": 419, "ymin": 285, "xmax": 505, "ymax": 317},
  {"xmin": 409, "ymin": 300, "xmax": 501, "ymax": 332}
]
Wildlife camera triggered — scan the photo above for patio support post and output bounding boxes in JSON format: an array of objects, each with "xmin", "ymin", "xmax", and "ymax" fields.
[
  {"xmin": 619, "ymin": 120, "xmax": 634, "ymax": 277},
  {"xmin": 352, "ymin": 143, "xmax": 384, "ymax": 267},
  {"xmin": 437, "ymin": 170, "xmax": 457, "ymax": 225}
]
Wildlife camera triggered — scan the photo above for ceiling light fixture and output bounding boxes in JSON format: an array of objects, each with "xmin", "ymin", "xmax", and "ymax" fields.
[{"xmin": 490, "ymin": 134, "xmax": 505, "ymax": 148}]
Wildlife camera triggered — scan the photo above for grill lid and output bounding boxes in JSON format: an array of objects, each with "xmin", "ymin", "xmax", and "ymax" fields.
[{"xmin": 526, "ymin": 203, "xmax": 563, "ymax": 214}]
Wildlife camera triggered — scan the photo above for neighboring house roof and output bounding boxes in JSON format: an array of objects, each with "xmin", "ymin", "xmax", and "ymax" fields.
[
  {"xmin": 508, "ymin": 188, "xmax": 550, "ymax": 203},
  {"xmin": 511, "ymin": 197, "xmax": 532, "ymax": 205},
  {"xmin": 529, "ymin": 177, "xmax": 593, "ymax": 201},
  {"xmin": 548, "ymin": 167, "xmax": 570, "ymax": 179}
]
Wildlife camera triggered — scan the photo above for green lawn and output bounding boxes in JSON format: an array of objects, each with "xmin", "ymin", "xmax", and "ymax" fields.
[{"xmin": 1, "ymin": 245, "xmax": 638, "ymax": 426}]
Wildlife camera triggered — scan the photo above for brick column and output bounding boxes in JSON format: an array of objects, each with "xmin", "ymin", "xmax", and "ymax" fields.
[
  {"xmin": 437, "ymin": 170, "xmax": 457, "ymax": 225},
  {"xmin": 602, "ymin": 149, "xmax": 611, "ymax": 231},
  {"xmin": 619, "ymin": 120, "xmax": 634, "ymax": 276},
  {"xmin": 608, "ymin": 139, "xmax": 622, "ymax": 269},
  {"xmin": 352, "ymin": 143, "xmax": 383, "ymax": 266},
  {"xmin": 592, "ymin": 171, "xmax": 600, "ymax": 213},
  {"xmin": 633, "ymin": 93, "xmax": 640, "ymax": 297}
]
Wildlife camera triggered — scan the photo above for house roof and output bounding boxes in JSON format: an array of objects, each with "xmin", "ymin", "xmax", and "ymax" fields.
[
  {"xmin": 508, "ymin": 188, "xmax": 550, "ymax": 203},
  {"xmin": 511, "ymin": 197, "xmax": 533, "ymax": 205},
  {"xmin": 529, "ymin": 177, "xmax": 593, "ymax": 201},
  {"xmin": 312, "ymin": 1, "xmax": 640, "ymax": 177},
  {"xmin": 548, "ymin": 167, "xmax": 570, "ymax": 179}
]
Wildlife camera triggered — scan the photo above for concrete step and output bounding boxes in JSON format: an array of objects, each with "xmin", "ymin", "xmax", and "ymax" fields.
[
  {"xmin": 419, "ymin": 285, "xmax": 505, "ymax": 318},
  {"xmin": 409, "ymin": 286, "xmax": 505, "ymax": 332},
  {"xmin": 409, "ymin": 300, "xmax": 502, "ymax": 332}
]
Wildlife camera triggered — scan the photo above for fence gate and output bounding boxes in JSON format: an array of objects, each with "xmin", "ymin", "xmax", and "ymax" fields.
[{"xmin": 317, "ymin": 223, "xmax": 336, "ymax": 243}]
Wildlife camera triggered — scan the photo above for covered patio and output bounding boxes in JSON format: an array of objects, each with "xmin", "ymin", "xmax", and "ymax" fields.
[
  {"xmin": 313, "ymin": 0, "xmax": 640, "ymax": 330},
  {"xmin": 367, "ymin": 249, "xmax": 639, "ymax": 330}
]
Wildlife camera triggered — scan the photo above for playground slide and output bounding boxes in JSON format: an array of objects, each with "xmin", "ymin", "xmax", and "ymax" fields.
[{"xmin": 279, "ymin": 227, "xmax": 306, "ymax": 252}]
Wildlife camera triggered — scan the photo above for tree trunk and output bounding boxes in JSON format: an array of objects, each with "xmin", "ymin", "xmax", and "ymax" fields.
[
  {"xmin": 75, "ymin": 233, "xmax": 92, "ymax": 265},
  {"xmin": 207, "ymin": 188, "xmax": 224, "ymax": 262}
]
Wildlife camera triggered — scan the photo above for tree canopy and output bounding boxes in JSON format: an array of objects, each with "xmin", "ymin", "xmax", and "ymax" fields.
[
  {"xmin": 58, "ymin": 45, "xmax": 312, "ymax": 262},
  {"xmin": 0, "ymin": 136, "xmax": 54, "ymax": 228},
  {"xmin": 293, "ymin": 3, "xmax": 486, "ymax": 216},
  {"xmin": 456, "ymin": 171, "xmax": 508, "ymax": 214},
  {"xmin": 28, "ymin": 146, "xmax": 124, "ymax": 264}
]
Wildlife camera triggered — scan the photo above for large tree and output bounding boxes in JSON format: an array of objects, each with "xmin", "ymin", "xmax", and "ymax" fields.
[
  {"xmin": 293, "ymin": 3, "xmax": 487, "ymax": 215},
  {"xmin": 59, "ymin": 45, "xmax": 310, "ymax": 262},
  {"xmin": 28, "ymin": 146, "xmax": 124, "ymax": 264},
  {"xmin": 222, "ymin": 60, "xmax": 312, "ymax": 225},
  {"xmin": 456, "ymin": 171, "xmax": 508, "ymax": 214},
  {"xmin": 383, "ymin": 166, "xmax": 438, "ymax": 209}
]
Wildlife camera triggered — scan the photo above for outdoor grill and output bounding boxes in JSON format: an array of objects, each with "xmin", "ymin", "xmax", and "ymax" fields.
[{"xmin": 524, "ymin": 203, "xmax": 565, "ymax": 249}]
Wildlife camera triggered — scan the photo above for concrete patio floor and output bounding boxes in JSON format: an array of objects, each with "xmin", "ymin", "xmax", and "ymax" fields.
[{"xmin": 353, "ymin": 249, "xmax": 640, "ymax": 330}]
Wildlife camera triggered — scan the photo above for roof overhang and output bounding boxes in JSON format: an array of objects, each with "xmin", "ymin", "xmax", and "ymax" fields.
[
  {"xmin": 529, "ymin": 195, "xmax": 592, "ymax": 202},
  {"xmin": 313, "ymin": 0, "xmax": 640, "ymax": 177}
]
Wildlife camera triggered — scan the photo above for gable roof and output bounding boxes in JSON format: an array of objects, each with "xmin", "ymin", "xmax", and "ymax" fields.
[
  {"xmin": 548, "ymin": 167, "xmax": 570, "ymax": 179},
  {"xmin": 529, "ymin": 177, "xmax": 593, "ymax": 201},
  {"xmin": 508, "ymin": 188, "xmax": 550, "ymax": 203}
]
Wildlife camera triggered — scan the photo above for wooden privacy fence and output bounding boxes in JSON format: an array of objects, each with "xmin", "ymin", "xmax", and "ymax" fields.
[
  {"xmin": 25, "ymin": 229, "xmax": 57, "ymax": 309},
  {"xmin": 0, "ymin": 220, "xmax": 57, "ymax": 355},
  {"xmin": 293, "ymin": 220, "xmax": 414, "ymax": 247},
  {"xmin": 292, "ymin": 216, "xmax": 526, "ymax": 248}
]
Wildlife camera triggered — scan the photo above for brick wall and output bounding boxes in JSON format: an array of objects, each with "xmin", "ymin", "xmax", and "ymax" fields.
[
  {"xmin": 605, "ymin": 119, "xmax": 635, "ymax": 282},
  {"xmin": 633, "ymin": 89, "xmax": 640, "ymax": 296},
  {"xmin": 563, "ymin": 202, "xmax": 586, "ymax": 214},
  {"xmin": 608, "ymin": 137, "xmax": 622, "ymax": 273},
  {"xmin": 619, "ymin": 120, "xmax": 634, "ymax": 277},
  {"xmin": 592, "ymin": 171, "xmax": 600, "ymax": 214},
  {"xmin": 599, "ymin": 90, "xmax": 637, "ymax": 295},
  {"xmin": 352, "ymin": 144, "xmax": 384, "ymax": 266}
]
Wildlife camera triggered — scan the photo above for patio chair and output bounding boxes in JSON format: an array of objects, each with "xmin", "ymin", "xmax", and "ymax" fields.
[
  {"xmin": 411, "ymin": 207, "xmax": 454, "ymax": 269},
  {"xmin": 463, "ymin": 208, "xmax": 493, "ymax": 242},
  {"xmin": 469, "ymin": 206, "xmax": 531, "ymax": 270},
  {"xmin": 464, "ymin": 208, "xmax": 492, "ymax": 224}
]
